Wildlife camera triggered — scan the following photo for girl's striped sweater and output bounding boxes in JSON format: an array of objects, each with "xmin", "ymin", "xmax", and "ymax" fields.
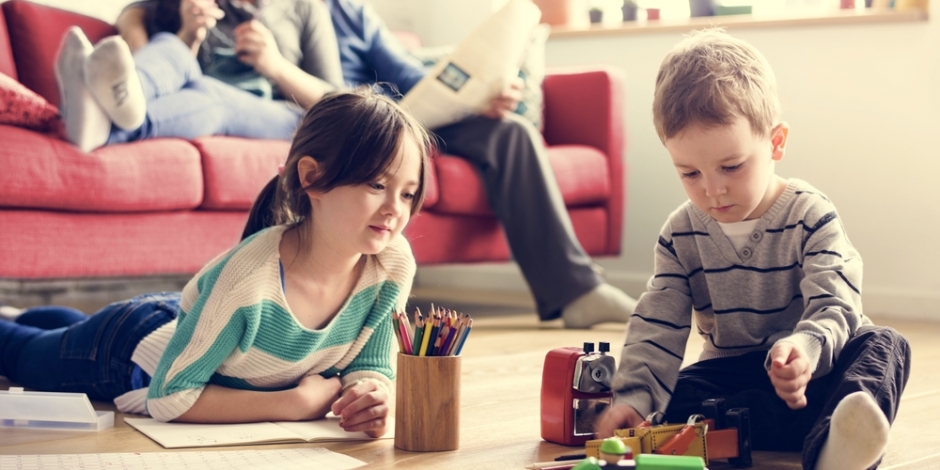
[{"xmin": 142, "ymin": 225, "xmax": 415, "ymax": 422}]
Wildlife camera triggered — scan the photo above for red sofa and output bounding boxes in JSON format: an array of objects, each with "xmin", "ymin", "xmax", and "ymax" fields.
[{"xmin": 0, "ymin": 1, "xmax": 626, "ymax": 284}]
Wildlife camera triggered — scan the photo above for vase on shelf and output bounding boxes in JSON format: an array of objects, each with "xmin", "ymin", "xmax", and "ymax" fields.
[
  {"xmin": 622, "ymin": 0, "xmax": 638, "ymax": 21},
  {"xmin": 589, "ymin": 7, "xmax": 603, "ymax": 23}
]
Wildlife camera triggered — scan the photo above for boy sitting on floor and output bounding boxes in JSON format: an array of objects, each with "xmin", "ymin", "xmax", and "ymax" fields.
[{"xmin": 595, "ymin": 29, "xmax": 911, "ymax": 470}]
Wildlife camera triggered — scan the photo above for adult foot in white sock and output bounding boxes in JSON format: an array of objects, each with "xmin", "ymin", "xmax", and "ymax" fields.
[
  {"xmin": 85, "ymin": 35, "xmax": 145, "ymax": 130},
  {"xmin": 561, "ymin": 283, "xmax": 637, "ymax": 329},
  {"xmin": 815, "ymin": 391, "xmax": 889, "ymax": 470},
  {"xmin": 55, "ymin": 27, "xmax": 111, "ymax": 152}
]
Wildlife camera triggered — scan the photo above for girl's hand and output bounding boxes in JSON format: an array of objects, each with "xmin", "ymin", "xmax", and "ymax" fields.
[
  {"xmin": 177, "ymin": 0, "xmax": 225, "ymax": 49},
  {"xmin": 481, "ymin": 77, "xmax": 524, "ymax": 120},
  {"xmin": 330, "ymin": 380, "xmax": 390, "ymax": 438},
  {"xmin": 767, "ymin": 341, "xmax": 812, "ymax": 409},
  {"xmin": 291, "ymin": 375, "xmax": 343, "ymax": 421},
  {"xmin": 233, "ymin": 20, "xmax": 287, "ymax": 78},
  {"xmin": 594, "ymin": 403, "xmax": 645, "ymax": 438}
]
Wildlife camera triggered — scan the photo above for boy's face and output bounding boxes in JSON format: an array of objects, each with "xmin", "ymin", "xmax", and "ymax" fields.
[{"xmin": 665, "ymin": 117, "xmax": 789, "ymax": 223}]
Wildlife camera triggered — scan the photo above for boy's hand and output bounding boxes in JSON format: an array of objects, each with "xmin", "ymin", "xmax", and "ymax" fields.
[
  {"xmin": 594, "ymin": 403, "xmax": 645, "ymax": 438},
  {"xmin": 233, "ymin": 20, "xmax": 287, "ymax": 78},
  {"xmin": 768, "ymin": 341, "xmax": 812, "ymax": 409},
  {"xmin": 291, "ymin": 374, "xmax": 342, "ymax": 421},
  {"xmin": 331, "ymin": 380, "xmax": 390, "ymax": 438},
  {"xmin": 481, "ymin": 77, "xmax": 524, "ymax": 119}
]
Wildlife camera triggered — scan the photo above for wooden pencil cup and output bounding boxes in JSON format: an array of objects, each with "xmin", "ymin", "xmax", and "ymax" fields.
[{"xmin": 394, "ymin": 353, "xmax": 461, "ymax": 452}]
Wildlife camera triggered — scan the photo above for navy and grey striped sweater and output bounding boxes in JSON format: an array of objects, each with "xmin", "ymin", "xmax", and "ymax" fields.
[{"xmin": 612, "ymin": 179, "xmax": 869, "ymax": 417}]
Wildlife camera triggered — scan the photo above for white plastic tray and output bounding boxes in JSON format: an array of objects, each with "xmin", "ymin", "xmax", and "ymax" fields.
[{"xmin": 0, "ymin": 387, "xmax": 114, "ymax": 431}]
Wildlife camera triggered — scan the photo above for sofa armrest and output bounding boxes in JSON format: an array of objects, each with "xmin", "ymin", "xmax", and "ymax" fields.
[{"xmin": 541, "ymin": 65, "xmax": 626, "ymax": 254}]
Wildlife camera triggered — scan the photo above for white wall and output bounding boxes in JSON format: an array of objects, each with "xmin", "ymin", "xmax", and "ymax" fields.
[
  {"xmin": 414, "ymin": 6, "xmax": 940, "ymax": 320},
  {"xmin": 21, "ymin": 0, "xmax": 132, "ymax": 22}
]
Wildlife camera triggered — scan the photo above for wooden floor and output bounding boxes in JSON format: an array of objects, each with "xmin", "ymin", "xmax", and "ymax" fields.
[{"xmin": 1, "ymin": 293, "xmax": 939, "ymax": 469}]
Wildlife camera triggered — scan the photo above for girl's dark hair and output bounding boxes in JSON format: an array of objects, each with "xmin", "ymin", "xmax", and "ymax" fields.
[
  {"xmin": 242, "ymin": 88, "xmax": 433, "ymax": 240},
  {"xmin": 153, "ymin": 0, "xmax": 182, "ymax": 36}
]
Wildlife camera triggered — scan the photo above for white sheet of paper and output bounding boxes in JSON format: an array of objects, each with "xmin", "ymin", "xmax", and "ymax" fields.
[{"xmin": 125, "ymin": 416, "xmax": 391, "ymax": 449}]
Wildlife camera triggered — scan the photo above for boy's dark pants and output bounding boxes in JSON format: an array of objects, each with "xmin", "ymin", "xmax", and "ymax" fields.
[{"xmin": 663, "ymin": 326, "xmax": 911, "ymax": 469}]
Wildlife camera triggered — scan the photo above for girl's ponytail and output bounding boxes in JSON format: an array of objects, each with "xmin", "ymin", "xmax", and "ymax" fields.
[{"xmin": 241, "ymin": 176, "xmax": 280, "ymax": 240}]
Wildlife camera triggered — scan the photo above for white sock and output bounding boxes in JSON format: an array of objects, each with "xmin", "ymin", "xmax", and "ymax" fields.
[
  {"xmin": 561, "ymin": 283, "xmax": 637, "ymax": 329},
  {"xmin": 815, "ymin": 391, "xmax": 890, "ymax": 470},
  {"xmin": 85, "ymin": 35, "xmax": 145, "ymax": 130},
  {"xmin": 54, "ymin": 27, "xmax": 111, "ymax": 152}
]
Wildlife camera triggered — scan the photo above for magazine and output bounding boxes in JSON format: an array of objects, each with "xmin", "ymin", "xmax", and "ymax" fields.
[{"xmin": 399, "ymin": 0, "xmax": 541, "ymax": 129}]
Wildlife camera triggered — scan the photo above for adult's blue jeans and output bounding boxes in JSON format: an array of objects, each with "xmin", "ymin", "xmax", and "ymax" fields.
[
  {"xmin": 107, "ymin": 33, "xmax": 303, "ymax": 144},
  {"xmin": 0, "ymin": 292, "xmax": 179, "ymax": 402}
]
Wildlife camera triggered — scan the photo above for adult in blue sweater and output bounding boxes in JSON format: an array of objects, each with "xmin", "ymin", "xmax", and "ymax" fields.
[{"xmin": 327, "ymin": 0, "xmax": 636, "ymax": 327}]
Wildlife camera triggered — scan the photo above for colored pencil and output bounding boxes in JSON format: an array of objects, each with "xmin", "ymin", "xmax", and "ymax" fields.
[{"xmin": 454, "ymin": 319, "xmax": 473, "ymax": 355}]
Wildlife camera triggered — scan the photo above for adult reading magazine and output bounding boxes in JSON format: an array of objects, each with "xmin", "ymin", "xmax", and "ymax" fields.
[{"xmin": 331, "ymin": 0, "xmax": 641, "ymax": 328}]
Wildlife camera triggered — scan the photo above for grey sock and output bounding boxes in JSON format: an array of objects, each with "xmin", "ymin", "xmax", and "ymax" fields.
[
  {"xmin": 562, "ymin": 283, "xmax": 637, "ymax": 329},
  {"xmin": 54, "ymin": 26, "xmax": 111, "ymax": 152}
]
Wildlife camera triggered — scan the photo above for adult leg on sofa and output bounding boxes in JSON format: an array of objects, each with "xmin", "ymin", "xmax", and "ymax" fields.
[
  {"xmin": 432, "ymin": 114, "xmax": 636, "ymax": 327},
  {"xmin": 101, "ymin": 31, "xmax": 302, "ymax": 143},
  {"xmin": 108, "ymin": 75, "xmax": 302, "ymax": 143}
]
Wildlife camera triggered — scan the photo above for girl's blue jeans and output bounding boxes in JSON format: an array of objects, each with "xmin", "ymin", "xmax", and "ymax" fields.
[
  {"xmin": 0, "ymin": 292, "xmax": 179, "ymax": 401},
  {"xmin": 107, "ymin": 33, "xmax": 303, "ymax": 144}
]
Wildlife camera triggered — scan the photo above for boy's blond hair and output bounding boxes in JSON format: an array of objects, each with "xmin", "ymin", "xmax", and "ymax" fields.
[{"xmin": 653, "ymin": 29, "xmax": 781, "ymax": 142}]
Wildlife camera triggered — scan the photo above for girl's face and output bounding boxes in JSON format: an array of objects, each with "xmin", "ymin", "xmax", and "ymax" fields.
[{"xmin": 309, "ymin": 136, "xmax": 422, "ymax": 256}]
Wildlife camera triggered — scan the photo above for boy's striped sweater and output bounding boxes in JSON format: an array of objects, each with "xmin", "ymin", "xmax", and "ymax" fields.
[
  {"xmin": 612, "ymin": 179, "xmax": 869, "ymax": 417},
  {"xmin": 143, "ymin": 226, "xmax": 414, "ymax": 422}
]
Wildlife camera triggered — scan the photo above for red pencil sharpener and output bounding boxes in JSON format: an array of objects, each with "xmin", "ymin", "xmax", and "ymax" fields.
[{"xmin": 540, "ymin": 342, "xmax": 615, "ymax": 446}]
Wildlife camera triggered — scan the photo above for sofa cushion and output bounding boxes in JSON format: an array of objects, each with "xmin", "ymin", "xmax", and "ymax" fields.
[
  {"xmin": 430, "ymin": 144, "xmax": 611, "ymax": 216},
  {"xmin": 2, "ymin": 0, "xmax": 116, "ymax": 107},
  {"xmin": 0, "ymin": 71, "xmax": 60, "ymax": 132},
  {"xmin": 196, "ymin": 136, "xmax": 291, "ymax": 210},
  {"xmin": 0, "ymin": 126, "xmax": 203, "ymax": 212},
  {"xmin": 197, "ymin": 136, "xmax": 442, "ymax": 211}
]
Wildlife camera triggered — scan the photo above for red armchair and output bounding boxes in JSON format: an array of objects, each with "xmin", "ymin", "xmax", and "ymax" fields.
[{"xmin": 0, "ymin": 1, "xmax": 625, "ymax": 289}]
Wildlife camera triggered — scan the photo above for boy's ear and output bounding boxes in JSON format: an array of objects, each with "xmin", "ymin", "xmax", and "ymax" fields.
[
  {"xmin": 296, "ymin": 156, "xmax": 321, "ymax": 193},
  {"xmin": 771, "ymin": 122, "xmax": 790, "ymax": 162}
]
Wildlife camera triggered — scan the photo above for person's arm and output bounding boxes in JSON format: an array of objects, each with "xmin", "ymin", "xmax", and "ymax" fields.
[
  {"xmin": 765, "ymin": 198, "xmax": 865, "ymax": 406},
  {"xmin": 116, "ymin": 5, "xmax": 151, "ymax": 52},
  {"xmin": 331, "ymin": 235, "xmax": 415, "ymax": 437},
  {"xmin": 115, "ymin": 0, "xmax": 224, "ymax": 55},
  {"xmin": 233, "ymin": 20, "xmax": 332, "ymax": 109},
  {"xmin": 596, "ymin": 215, "xmax": 695, "ymax": 437},
  {"xmin": 297, "ymin": 0, "xmax": 345, "ymax": 89},
  {"xmin": 175, "ymin": 374, "xmax": 343, "ymax": 423}
]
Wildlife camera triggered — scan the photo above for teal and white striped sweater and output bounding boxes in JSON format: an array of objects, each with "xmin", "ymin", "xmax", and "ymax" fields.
[
  {"xmin": 132, "ymin": 225, "xmax": 414, "ymax": 422},
  {"xmin": 612, "ymin": 179, "xmax": 869, "ymax": 418}
]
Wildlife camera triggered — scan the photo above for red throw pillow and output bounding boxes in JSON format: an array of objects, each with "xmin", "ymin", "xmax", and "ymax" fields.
[{"xmin": 0, "ymin": 71, "xmax": 60, "ymax": 132}]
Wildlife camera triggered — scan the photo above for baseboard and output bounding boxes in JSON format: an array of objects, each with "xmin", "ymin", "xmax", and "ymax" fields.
[
  {"xmin": 415, "ymin": 265, "xmax": 940, "ymax": 322},
  {"xmin": 0, "ymin": 275, "xmax": 192, "ymax": 312}
]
